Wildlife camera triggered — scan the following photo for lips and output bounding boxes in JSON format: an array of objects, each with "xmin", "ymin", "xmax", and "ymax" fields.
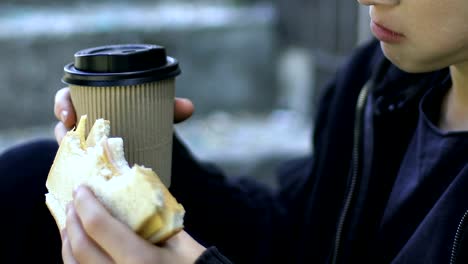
[{"xmin": 371, "ymin": 21, "xmax": 405, "ymax": 43}]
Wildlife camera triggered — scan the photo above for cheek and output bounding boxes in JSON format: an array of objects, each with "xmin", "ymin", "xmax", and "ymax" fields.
[
  {"xmin": 414, "ymin": 22, "xmax": 468, "ymax": 66},
  {"xmin": 411, "ymin": 3, "xmax": 468, "ymax": 64},
  {"xmin": 416, "ymin": 16, "xmax": 468, "ymax": 52},
  {"xmin": 382, "ymin": 17, "xmax": 468, "ymax": 73}
]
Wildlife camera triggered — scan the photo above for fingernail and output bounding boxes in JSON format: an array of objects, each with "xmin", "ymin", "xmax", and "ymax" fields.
[{"xmin": 60, "ymin": 110, "xmax": 68, "ymax": 123}]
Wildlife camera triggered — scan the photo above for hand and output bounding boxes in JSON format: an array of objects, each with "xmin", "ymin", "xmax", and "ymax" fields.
[
  {"xmin": 54, "ymin": 87, "xmax": 195, "ymax": 143},
  {"xmin": 62, "ymin": 186, "xmax": 206, "ymax": 264}
]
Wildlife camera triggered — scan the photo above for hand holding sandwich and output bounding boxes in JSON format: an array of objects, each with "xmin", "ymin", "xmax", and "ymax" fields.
[
  {"xmin": 62, "ymin": 185, "xmax": 205, "ymax": 264},
  {"xmin": 51, "ymin": 88, "xmax": 205, "ymax": 263}
]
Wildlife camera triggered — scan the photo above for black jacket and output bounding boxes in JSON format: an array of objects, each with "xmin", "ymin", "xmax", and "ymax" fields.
[
  {"xmin": 170, "ymin": 39, "xmax": 468, "ymax": 263},
  {"xmin": 1, "ymin": 40, "xmax": 467, "ymax": 264}
]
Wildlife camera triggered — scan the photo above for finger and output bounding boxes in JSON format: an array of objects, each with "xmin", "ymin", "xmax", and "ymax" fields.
[
  {"xmin": 164, "ymin": 230, "xmax": 191, "ymax": 248},
  {"xmin": 66, "ymin": 204, "xmax": 113, "ymax": 264},
  {"xmin": 54, "ymin": 87, "xmax": 76, "ymax": 128},
  {"xmin": 55, "ymin": 122, "xmax": 68, "ymax": 144},
  {"xmin": 163, "ymin": 230, "xmax": 206, "ymax": 260},
  {"xmin": 61, "ymin": 228, "xmax": 66, "ymax": 242},
  {"xmin": 73, "ymin": 186, "xmax": 153, "ymax": 262},
  {"xmin": 174, "ymin": 98, "xmax": 194, "ymax": 123},
  {"xmin": 62, "ymin": 232, "xmax": 79, "ymax": 264}
]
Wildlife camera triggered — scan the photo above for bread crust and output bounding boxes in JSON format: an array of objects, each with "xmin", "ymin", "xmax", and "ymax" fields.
[
  {"xmin": 151, "ymin": 228, "xmax": 184, "ymax": 245},
  {"xmin": 45, "ymin": 116, "xmax": 185, "ymax": 244},
  {"xmin": 45, "ymin": 194, "xmax": 64, "ymax": 232}
]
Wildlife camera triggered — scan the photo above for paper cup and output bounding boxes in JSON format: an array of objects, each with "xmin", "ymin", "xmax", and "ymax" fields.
[{"xmin": 63, "ymin": 44, "xmax": 181, "ymax": 186}]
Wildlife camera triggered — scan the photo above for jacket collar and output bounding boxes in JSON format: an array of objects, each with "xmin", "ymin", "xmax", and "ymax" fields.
[{"xmin": 369, "ymin": 57, "xmax": 450, "ymax": 116}]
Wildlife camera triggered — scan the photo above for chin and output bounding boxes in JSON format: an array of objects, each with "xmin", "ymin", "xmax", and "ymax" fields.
[
  {"xmin": 380, "ymin": 42, "xmax": 445, "ymax": 73},
  {"xmin": 388, "ymin": 57, "xmax": 434, "ymax": 73}
]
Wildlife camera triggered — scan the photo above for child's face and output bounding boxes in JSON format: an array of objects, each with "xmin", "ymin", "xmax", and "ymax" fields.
[{"xmin": 358, "ymin": 0, "xmax": 468, "ymax": 73}]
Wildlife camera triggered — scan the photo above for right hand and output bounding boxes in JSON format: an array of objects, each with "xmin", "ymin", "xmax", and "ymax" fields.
[
  {"xmin": 62, "ymin": 186, "xmax": 206, "ymax": 264},
  {"xmin": 54, "ymin": 87, "xmax": 195, "ymax": 143}
]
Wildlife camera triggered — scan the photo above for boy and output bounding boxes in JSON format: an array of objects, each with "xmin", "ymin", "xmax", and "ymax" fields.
[{"xmin": 2, "ymin": 0, "xmax": 468, "ymax": 262}]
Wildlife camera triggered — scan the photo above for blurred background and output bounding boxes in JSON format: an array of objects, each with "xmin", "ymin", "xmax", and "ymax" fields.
[{"xmin": 0, "ymin": 0, "xmax": 371, "ymax": 187}]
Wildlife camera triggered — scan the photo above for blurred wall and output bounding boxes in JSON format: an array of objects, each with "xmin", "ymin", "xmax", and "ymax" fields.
[
  {"xmin": 0, "ymin": 0, "xmax": 369, "ymax": 129},
  {"xmin": 0, "ymin": 2, "xmax": 275, "ymax": 130},
  {"xmin": 275, "ymin": 0, "xmax": 365, "ymax": 117},
  {"xmin": 0, "ymin": 0, "xmax": 370, "ymax": 185}
]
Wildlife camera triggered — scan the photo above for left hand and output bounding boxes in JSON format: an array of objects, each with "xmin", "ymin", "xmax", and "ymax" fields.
[
  {"xmin": 54, "ymin": 87, "xmax": 195, "ymax": 143},
  {"xmin": 62, "ymin": 186, "xmax": 206, "ymax": 264}
]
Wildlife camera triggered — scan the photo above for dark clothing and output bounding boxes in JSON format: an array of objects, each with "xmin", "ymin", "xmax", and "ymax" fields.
[
  {"xmin": 196, "ymin": 247, "xmax": 233, "ymax": 264},
  {"xmin": 377, "ymin": 78, "xmax": 468, "ymax": 262},
  {"xmin": 0, "ymin": 140, "xmax": 62, "ymax": 263},
  {"xmin": 169, "ymin": 39, "xmax": 468, "ymax": 263},
  {"xmin": 1, "ymin": 39, "xmax": 468, "ymax": 263}
]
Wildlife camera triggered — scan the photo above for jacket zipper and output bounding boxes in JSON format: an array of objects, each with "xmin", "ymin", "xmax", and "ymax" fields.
[
  {"xmin": 331, "ymin": 83, "xmax": 371, "ymax": 264},
  {"xmin": 450, "ymin": 209, "xmax": 468, "ymax": 264}
]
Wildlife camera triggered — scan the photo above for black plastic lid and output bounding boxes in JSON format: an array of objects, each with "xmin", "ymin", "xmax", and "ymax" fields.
[{"xmin": 63, "ymin": 44, "xmax": 181, "ymax": 86}]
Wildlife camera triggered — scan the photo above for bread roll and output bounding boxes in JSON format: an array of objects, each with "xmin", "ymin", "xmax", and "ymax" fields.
[{"xmin": 45, "ymin": 115, "xmax": 184, "ymax": 243}]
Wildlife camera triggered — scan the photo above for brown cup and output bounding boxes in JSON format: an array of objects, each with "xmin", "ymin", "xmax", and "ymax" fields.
[{"xmin": 63, "ymin": 44, "xmax": 181, "ymax": 187}]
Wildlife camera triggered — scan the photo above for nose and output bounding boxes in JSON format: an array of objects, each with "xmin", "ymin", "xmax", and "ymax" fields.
[{"xmin": 357, "ymin": 0, "xmax": 399, "ymax": 5}]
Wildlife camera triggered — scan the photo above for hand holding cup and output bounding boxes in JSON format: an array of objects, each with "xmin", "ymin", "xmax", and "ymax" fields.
[
  {"xmin": 54, "ymin": 89, "xmax": 194, "ymax": 143},
  {"xmin": 55, "ymin": 44, "xmax": 193, "ymax": 187}
]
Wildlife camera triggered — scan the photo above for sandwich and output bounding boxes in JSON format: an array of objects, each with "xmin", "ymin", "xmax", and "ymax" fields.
[{"xmin": 45, "ymin": 115, "xmax": 184, "ymax": 243}]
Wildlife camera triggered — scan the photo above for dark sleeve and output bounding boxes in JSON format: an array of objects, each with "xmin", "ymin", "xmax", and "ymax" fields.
[
  {"xmin": 170, "ymin": 134, "xmax": 306, "ymax": 263},
  {"xmin": 169, "ymin": 39, "xmax": 382, "ymax": 264},
  {"xmin": 195, "ymin": 247, "xmax": 233, "ymax": 264},
  {"xmin": 169, "ymin": 85, "xmax": 332, "ymax": 264}
]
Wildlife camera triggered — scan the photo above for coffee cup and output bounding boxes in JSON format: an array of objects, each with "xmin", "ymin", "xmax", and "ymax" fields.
[{"xmin": 62, "ymin": 44, "xmax": 181, "ymax": 187}]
